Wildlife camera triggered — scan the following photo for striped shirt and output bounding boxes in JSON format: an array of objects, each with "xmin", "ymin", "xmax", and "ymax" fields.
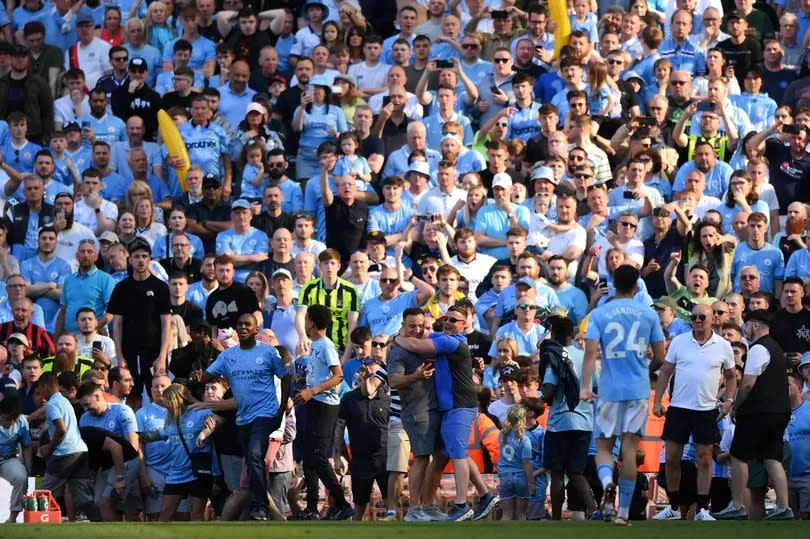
[
  {"xmin": 370, "ymin": 365, "xmax": 401, "ymax": 422},
  {"xmin": 298, "ymin": 277, "xmax": 361, "ymax": 351}
]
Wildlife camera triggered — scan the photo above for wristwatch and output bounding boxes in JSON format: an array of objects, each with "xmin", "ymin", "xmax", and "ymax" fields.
[{"xmin": 94, "ymin": 208, "xmax": 101, "ymax": 214}]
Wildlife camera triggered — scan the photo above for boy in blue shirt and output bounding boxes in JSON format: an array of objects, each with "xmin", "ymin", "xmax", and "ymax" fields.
[
  {"xmin": 36, "ymin": 372, "xmax": 102, "ymax": 521},
  {"xmin": 581, "ymin": 265, "xmax": 666, "ymax": 526},
  {"xmin": 0, "ymin": 395, "xmax": 31, "ymax": 523},
  {"xmin": 3, "ymin": 112, "xmax": 42, "ymax": 175}
]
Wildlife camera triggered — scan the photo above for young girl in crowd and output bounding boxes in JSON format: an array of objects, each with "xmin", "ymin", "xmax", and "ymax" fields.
[
  {"xmin": 333, "ymin": 131, "xmax": 371, "ymax": 186},
  {"xmin": 498, "ymin": 404, "xmax": 534, "ymax": 520},
  {"xmin": 587, "ymin": 61, "xmax": 618, "ymax": 119},
  {"xmin": 522, "ymin": 397, "xmax": 548, "ymax": 520},
  {"xmin": 240, "ymin": 140, "xmax": 268, "ymax": 203},
  {"xmin": 570, "ymin": 0, "xmax": 599, "ymax": 43},
  {"xmin": 321, "ymin": 21, "xmax": 343, "ymax": 49}
]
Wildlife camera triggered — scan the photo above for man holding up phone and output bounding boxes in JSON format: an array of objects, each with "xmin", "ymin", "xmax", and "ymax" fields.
[{"xmin": 672, "ymin": 99, "xmax": 738, "ymax": 162}]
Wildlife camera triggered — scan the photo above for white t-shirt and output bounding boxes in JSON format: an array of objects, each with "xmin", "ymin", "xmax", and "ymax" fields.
[
  {"xmin": 488, "ymin": 398, "xmax": 511, "ymax": 423},
  {"xmin": 417, "ymin": 186, "xmax": 468, "ymax": 220},
  {"xmin": 451, "ymin": 253, "xmax": 497, "ymax": 301},
  {"xmin": 53, "ymin": 95, "xmax": 90, "ymax": 127},
  {"xmin": 65, "ymin": 38, "xmax": 112, "ymax": 88},
  {"xmin": 56, "ymin": 222, "xmax": 98, "ymax": 270},
  {"xmin": 347, "ymin": 61, "xmax": 392, "ymax": 92},
  {"xmin": 74, "ymin": 198, "xmax": 119, "ymax": 232},
  {"xmin": 546, "ymin": 224, "xmax": 587, "ymax": 281},
  {"xmin": 368, "ymin": 91, "xmax": 423, "ymax": 119},
  {"xmin": 666, "ymin": 332, "xmax": 735, "ymax": 410},
  {"xmin": 77, "ymin": 334, "xmax": 118, "ymax": 366},
  {"xmin": 744, "ymin": 343, "xmax": 771, "ymax": 376},
  {"xmin": 595, "ymin": 236, "xmax": 644, "ymax": 275}
]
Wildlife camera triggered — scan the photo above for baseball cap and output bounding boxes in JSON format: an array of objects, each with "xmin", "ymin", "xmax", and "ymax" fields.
[
  {"xmin": 54, "ymin": 191, "xmax": 73, "ymax": 202},
  {"xmin": 231, "ymin": 199, "xmax": 251, "ymax": 211},
  {"xmin": 622, "ymin": 70, "xmax": 644, "ymax": 84},
  {"xmin": 531, "ymin": 166, "xmax": 557, "ymax": 185},
  {"xmin": 726, "ymin": 10, "xmax": 747, "ymax": 21},
  {"xmin": 129, "ymin": 57, "xmax": 147, "ymax": 71},
  {"xmin": 127, "ymin": 237, "xmax": 152, "ymax": 254},
  {"xmin": 492, "ymin": 172, "xmax": 513, "ymax": 190},
  {"xmin": 744, "ymin": 309, "xmax": 773, "ymax": 326},
  {"xmin": 76, "ymin": 13, "xmax": 95, "ymax": 25},
  {"xmin": 334, "ymin": 73, "xmax": 357, "ymax": 86},
  {"xmin": 0, "ymin": 42, "xmax": 12, "ymax": 55},
  {"xmin": 309, "ymin": 74, "xmax": 332, "ymax": 88},
  {"xmin": 407, "ymin": 160, "xmax": 431, "ymax": 178},
  {"xmin": 500, "ymin": 365, "xmax": 520, "ymax": 380},
  {"xmin": 270, "ymin": 74, "xmax": 287, "ymax": 85},
  {"xmin": 98, "ymin": 231, "xmax": 120, "ymax": 244},
  {"xmin": 304, "ymin": 0, "xmax": 329, "ymax": 18},
  {"xmin": 367, "ymin": 230, "xmax": 386, "ymax": 244},
  {"xmin": 202, "ymin": 173, "xmax": 221, "ymax": 188},
  {"xmin": 191, "ymin": 320, "xmax": 213, "ymax": 333},
  {"xmin": 272, "ymin": 268, "xmax": 292, "ymax": 280},
  {"xmin": 799, "ymin": 352, "xmax": 810, "ymax": 370},
  {"xmin": 653, "ymin": 296, "xmax": 677, "ymax": 310},
  {"xmin": 11, "ymin": 43, "xmax": 29, "ymax": 56},
  {"xmin": 245, "ymin": 102, "xmax": 267, "ymax": 116},
  {"xmin": 7, "ymin": 333, "xmax": 29, "ymax": 348},
  {"xmin": 64, "ymin": 122, "xmax": 81, "ymax": 132},
  {"xmin": 516, "ymin": 277, "xmax": 536, "ymax": 289}
]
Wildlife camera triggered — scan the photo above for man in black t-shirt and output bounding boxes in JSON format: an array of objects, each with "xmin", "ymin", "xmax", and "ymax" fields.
[
  {"xmin": 205, "ymin": 253, "xmax": 262, "ymax": 332},
  {"xmin": 107, "ymin": 238, "xmax": 172, "ymax": 399},
  {"xmin": 716, "ymin": 13, "xmax": 763, "ymax": 88},
  {"xmin": 169, "ymin": 272, "xmax": 204, "ymax": 327},
  {"xmin": 748, "ymin": 123, "xmax": 810, "ymax": 213},
  {"xmin": 322, "ymin": 173, "xmax": 368, "ymax": 264},
  {"xmin": 771, "ymin": 277, "xmax": 810, "ymax": 357}
]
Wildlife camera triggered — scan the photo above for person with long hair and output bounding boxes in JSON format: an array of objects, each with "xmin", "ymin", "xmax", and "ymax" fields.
[
  {"xmin": 345, "ymin": 27, "xmax": 366, "ymax": 64},
  {"xmin": 134, "ymin": 197, "xmax": 168, "ymax": 247},
  {"xmin": 716, "ymin": 171, "xmax": 769, "ymax": 236},
  {"xmin": 292, "ymin": 76, "xmax": 348, "ymax": 179},
  {"xmin": 693, "ymin": 49, "xmax": 740, "ymax": 97},
  {"xmin": 143, "ymin": 383, "xmax": 220, "ymax": 521},
  {"xmin": 117, "ymin": 211, "xmax": 138, "ymax": 248},
  {"xmin": 99, "ymin": 6, "xmax": 125, "ymax": 46},
  {"xmin": 454, "ymin": 184, "xmax": 488, "ymax": 230},
  {"xmin": 484, "ymin": 337, "xmax": 518, "ymax": 390},
  {"xmin": 152, "ymin": 206, "xmax": 205, "ymax": 260},
  {"xmin": 332, "ymin": 73, "xmax": 366, "ymax": 125},
  {"xmin": 498, "ymin": 404, "xmax": 533, "ymax": 520},
  {"xmin": 144, "ymin": 0, "xmax": 175, "ymax": 53},
  {"xmin": 0, "ymin": 220, "xmax": 20, "ymax": 281},
  {"xmin": 685, "ymin": 220, "xmax": 735, "ymax": 299},
  {"xmin": 246, "ymin": 270, "xmax": 273, "ymax": 317},
  {"xmin": 321, "ymin": 20, "xmax": 343, "ymax": 49}
]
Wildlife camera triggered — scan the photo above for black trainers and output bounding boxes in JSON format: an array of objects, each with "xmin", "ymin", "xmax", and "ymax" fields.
[
  {"xmin": 298, "ymin": 508, "xmax": 321, "ymax": 520},
  {"xmin": 328, "ymin": 505, "xmax": 356, "ymax": 521},
  {"xmin": 248, "ymin": 510, "xmax": 268, "ymax": 521}
]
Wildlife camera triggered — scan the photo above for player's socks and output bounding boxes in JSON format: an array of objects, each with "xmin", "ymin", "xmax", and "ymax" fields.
[
  {"xmin": 597, "ymin": 463, "xmax": 614, "ymax": 489},
  {"xmin": 617, "ymin": 478, "xmax": 636, "ymax": 520}
]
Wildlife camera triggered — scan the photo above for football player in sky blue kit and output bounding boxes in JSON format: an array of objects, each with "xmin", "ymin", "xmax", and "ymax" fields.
[{"xmin": 580, "ymin": 265, "xmax": 666, "ymax": 526}]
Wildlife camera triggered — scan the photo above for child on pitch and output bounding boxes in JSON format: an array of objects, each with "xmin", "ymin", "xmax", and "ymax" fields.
[
  {"xmin": 498, "ymin": 404, "xmax": 534, "ymax": 520},
  {"xmin": 0, "ymin": 395, "xmax": 32, "ymax": 523}
]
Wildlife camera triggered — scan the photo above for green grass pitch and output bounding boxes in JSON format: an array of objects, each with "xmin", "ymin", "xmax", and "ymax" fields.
[{"xmin": 1, "ymin": 521, "xmax": 806, "ymax": 539}]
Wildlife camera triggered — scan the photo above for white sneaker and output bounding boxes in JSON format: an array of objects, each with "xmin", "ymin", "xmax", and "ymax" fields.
[
  {"xmin": 404, "ymin": 507, "xmax": 429, "ymax": 522},
  {"xmin": 652, "ymin": 506, "xmax": 682, "ymax": 520},
  {"xmin": 695, "ymin": 508, "xmax": 716, "ymax": 521}
]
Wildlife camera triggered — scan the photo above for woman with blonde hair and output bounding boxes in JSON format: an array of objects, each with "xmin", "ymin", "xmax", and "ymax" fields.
[
  {"xmin": 484, "ymin": 337, "xmax": 518, "ymax": 390},
  {"xmin": 454, "ymin": 184, "xmax": 488, "ymax": 230},
  {"xmin": 498, "ymin": 404, "xmax": 533, "ymax": 520},
  {"xmin": 144, "ymin": 0, "xmax": 175, "ymax": 52},
  {"xmin": 142, "ymin": 383, "xmax": 221, "ymax": 521},
  {"xmin": 245, "ymin": 271, "xmax": 273, "ymax": 320}
]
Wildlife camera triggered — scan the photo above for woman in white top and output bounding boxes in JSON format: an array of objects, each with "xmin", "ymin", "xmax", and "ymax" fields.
[{"xmin": 692, "ymin": 49, "xmax": 740, "ymax": 97}]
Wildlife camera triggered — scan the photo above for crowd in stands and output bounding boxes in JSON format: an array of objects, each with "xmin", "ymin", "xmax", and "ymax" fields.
[{"xmin": 1, "ymin": 0, "xmax": 810, "ymax": 526}]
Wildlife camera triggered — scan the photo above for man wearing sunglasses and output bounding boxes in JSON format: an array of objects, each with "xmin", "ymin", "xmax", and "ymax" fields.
[
  {"xmin": 653, "ymin": 303, "xmax": 736, "ymax": 521},
  {"xmin": 111, "ymin": 57, "xmax": 161, "ymax": 141},
  {"xmin": 394, "ymin": 304, "xmax": 497, "ymax": 521},
  {"xmin": 488, "ymin": 278, "xmax": 547, "ymax": 357}
]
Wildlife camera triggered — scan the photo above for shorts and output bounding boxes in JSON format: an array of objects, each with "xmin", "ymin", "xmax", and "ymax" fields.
[
  {"xmin": 350, "ymin": 456, "xmax": 388, "ymax": 506},
  {"xmin": 386, "ymin": 420, "xmax": 410, "ymax": 473},
  {"xmin": 163, "ymin": 477, "xmax": 212, "ymax": 499},
  {"xmin": 596, "ymin": 399, "xmax": 648, "ymax": 439},
  {"xmin": 441, "ymin": 408, "xmax": 476, "ymax": 459},
  {"xmin": 40, "ymin": 452, "xmax": 94, "ymax": 506},
  {"xmin": 789, "ymin": 474, "xmax": 810, "ymax": 514},
  {"xmin": 93, "ymin": 458, "xmax": 142, "ymax": 513},
  {"xmin": 528, "ymin": 499, "xmax": 547, "ymax": 519},
  {"xmin": 144, "ymin": 467, "xmax": 190, "ymax": 514},
  {"xmin": 401, "ymin": 409, "xmax": 443, "ymax": 457},
  {"xmin": 543, "ymin": 430, "xmax": 590, "ymax": 474},
  {"xmin": 498, "ymin": 471, "xmax": 530, "ymax": 500},
  {"xmin": 730, "ymin": 413, "xmax": 790, "ymax": 462},
  {"xmin": 268, "ymin": 471, "xmax": 291, "ymax": 513},
  {"xmin": 662, "ymin": 406, "xmax": 721, "ymax": 445},
  {"xmin": 747, "ymin": 443, "xmax": 792, "ymax": 489},
  {"xmin": 657, "ymin": 460, "xmax": 698, "ymax": 504},
  {"xmin": 220, "ymin": 454, "xmax": 243, "ymax": 493}
]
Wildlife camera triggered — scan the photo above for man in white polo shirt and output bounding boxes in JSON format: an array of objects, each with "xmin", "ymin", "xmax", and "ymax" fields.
[{"xmin": 652, "ymin": 303, "xmax": 736, "ymax": 521}]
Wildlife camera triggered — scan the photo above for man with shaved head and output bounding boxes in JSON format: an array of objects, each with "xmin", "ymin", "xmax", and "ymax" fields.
[{"xmin": 653, "ymin": 303, "xmax": 736, "ymax": 520}]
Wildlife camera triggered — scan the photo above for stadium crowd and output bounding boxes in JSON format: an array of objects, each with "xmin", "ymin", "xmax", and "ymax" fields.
[{"xmin": 0, "ymin": 0, "xmax": 810, "ymax": 527}]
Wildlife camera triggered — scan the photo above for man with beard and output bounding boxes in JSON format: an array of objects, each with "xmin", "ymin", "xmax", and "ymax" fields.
[
  {"xmin": 52, "ymin": 192, "xmax": 96, "ymax": 268},
  {"xmin": 186, "ymin": 174, "xmax": 234, "ymax": 253},
  {"xmin": 673, "ymin": 141, "xmax": 733, "ymax": 200},
  {"xmin": 218, "ymin": 60, "xmax": 257, "ymax": 129},
  {"xmin": 57, "ymin": 240, "xmax": 115, "ymax": 335},
  {"xmin": 112, "ymin": 116, "xmax": 161, "ymax": 183},
  {"xmin": 160, "ymin": 232, "xmax": 202, "ymax": 282},
  {"xmin": 21, "ymin": 227, "xmax": 71, "ymax": 332},
  {"xmin": 75, "ymin": 307, "xmax": 117, "ymax": 366},
  {"xmin": 107, "ymin": 238, "xmax": 172, "ymax": 400},
  {"xmin": 251, "ymin": 184, "xmax": 295, "ymax": 238},
  {"xmin": 265, "ymin": 149, "xmax": 302, "ymax": 213},
  {"xmin": 168, "ymin": 272, "xmax": 203, "ymax": 327},
  {"xmin": 0, "ymin": 43, "xmax": 53, "ymax": 143},
  {"xmin": 42, "ymin": 333, "xmax": 94, "ymax": 377},
  {"xmin": 272, "ymin": 57, "xmax": 313, "ymax": 162},
  {"xmin": 186, "ymin": 253, "xmax": 219, "ymax": 314},
  {"xmin": 77, "ymin": 88, "xmax": 127, "ymax": 146},
  {"xmin": 111, "ymin": 57, "xmax": 161, "ymax": 140},
  {"xmin": 747, "ymin": 122, "xmax": 810, "ymax": 213},
  {"xmin": 205, "ymin": 253, "xmax": 262, "ymax": 332}
]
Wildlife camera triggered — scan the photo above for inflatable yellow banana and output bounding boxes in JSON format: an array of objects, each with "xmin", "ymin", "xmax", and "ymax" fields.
[
  {"xmin": 158, "ymin": 108, "xmax": 190, "ymax": 193},
  {"xmin": 549, "ymin": 0, "xmax": 571, "ymax": 59}
]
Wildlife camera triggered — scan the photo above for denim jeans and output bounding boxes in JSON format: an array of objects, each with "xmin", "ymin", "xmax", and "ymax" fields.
[{"xmin": 238, "ymin": 416, "xmax": 282, "ymax": 515}]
